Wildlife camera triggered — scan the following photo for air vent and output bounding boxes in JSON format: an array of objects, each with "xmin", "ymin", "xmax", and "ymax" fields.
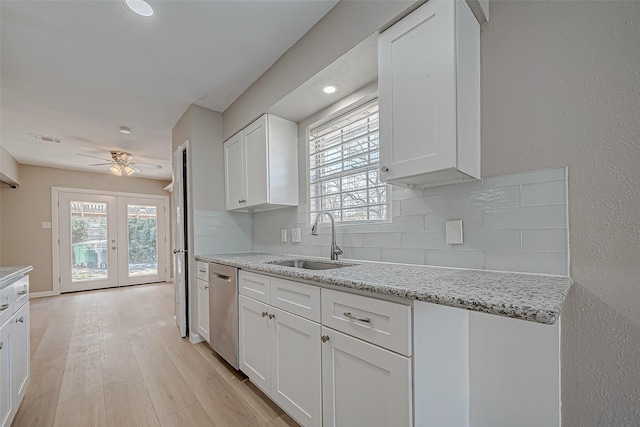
[{"xmin": 29, "ymin": 133, "xmax": 62, "ymax": 144}]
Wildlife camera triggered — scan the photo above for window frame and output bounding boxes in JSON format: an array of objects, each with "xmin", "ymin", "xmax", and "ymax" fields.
[{"xmin": 306, "ymin": 96, "xmax": 391, "ymax": 227}]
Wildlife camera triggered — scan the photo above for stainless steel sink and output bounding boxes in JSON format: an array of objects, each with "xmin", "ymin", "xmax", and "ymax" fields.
[{"xmin": 268, "ymin": 260, "xmax": 355, "ymax": 270}]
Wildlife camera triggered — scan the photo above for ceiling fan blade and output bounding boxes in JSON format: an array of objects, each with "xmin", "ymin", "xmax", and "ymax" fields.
[
  {"xmin": 76, "ymin": 153, "xmax": 112, "ymax": 162},
  {"xmin": 133, "ymin": 162, "xmax": 163, "ymax": 169},
  {"xmin": 88, "ymin": 163, "xmax": 114, "ymax": 166},
  {"xmin": 130, "ymin": 165, "xmax": 142, "ymax": 173}
]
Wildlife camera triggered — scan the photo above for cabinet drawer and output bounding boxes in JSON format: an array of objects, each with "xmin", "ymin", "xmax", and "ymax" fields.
[
  {"xmin": 270, "ymin": 277, "xmax": 320, "ymax": 323},
  {"xmin": 13, "ymin": 276, "xmax": 29, "ymax": 309},
  {"xmin": 321, "ymin": 289, "xmax": 412, "ymax": 356},
  {"xmin": 239, "ymin": 271, "xmax": 271, "ymax": 304},
  {"xmin": 0, "ymin": 285, "xmax": 13, "ymax": 326},
  {"xmin": 196, "ymin": 262, "xmax": 209, "ymax": 281}
]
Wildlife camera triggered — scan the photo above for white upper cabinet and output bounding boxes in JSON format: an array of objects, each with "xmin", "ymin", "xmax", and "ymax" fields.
[
  {"xmin": 224, "ymin": 114, "xmax": 298, "ymax": 211},
  {"xmin": 224, "ymin": 132, "xmax": 244, "ymax": 211},
  {"xmin": 378, "ymin": 0, "xmax": 480, "ymax": 188}
]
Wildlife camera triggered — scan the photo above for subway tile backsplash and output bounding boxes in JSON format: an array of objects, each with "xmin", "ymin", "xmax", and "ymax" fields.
[
  {"xmin": 250, "ymin": 167, "xmax": 569, "ymax": 275},
  {"xmin": 193, "ymin": 210, "xmax": 252, "ymax": 255}
]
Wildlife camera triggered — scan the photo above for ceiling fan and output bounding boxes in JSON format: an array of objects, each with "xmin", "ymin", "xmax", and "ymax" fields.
[{"xmin": 77, "ymin": 151, "xmax": 162, "ymax": 176}]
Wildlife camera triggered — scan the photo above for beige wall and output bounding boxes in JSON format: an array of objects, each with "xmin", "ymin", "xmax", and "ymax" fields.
[
  {"xmin": 481, "ymin": 1, "xmax": 640, "ymax": 424},
  {"xmin": 0, "ymin": 165, "xmax": 169, "ymax": 293},
  {"xmin": 172, "ymin": 104, "xmax": 225, "ymax": 212},
  {"xmin": 222, "ymin": 0, "xmax": 414, "ymax": 139}
]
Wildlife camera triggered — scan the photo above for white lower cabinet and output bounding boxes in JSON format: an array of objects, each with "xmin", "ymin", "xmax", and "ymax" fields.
[
  {"xmin": 271, "ymin": 307, "xmax": 322, "ymax": 427},
  {"xmin": 238, "ymin": 295, "xmax": 271, "ymax": 392},
  {"xmin": 238, "ymin": 294, "xmax": 322, "ymax": 427},
  {"xmin": 196, "ymin": 278, "xmax": 210, "ymax": 342},
  {"xmin": 0, "ymin": 318, "xmax": 12, "ymax": 427},
  {"xmin": 0, "ymin": 274, "xmax": 30, "ymax": 427},
  {"xmin": 238, "ymin": 271, "xmax": 412, "ymax": 427},
  {"xmin": 11, "ymin": 302, "xmax": 29, "ymax": 408},
  {"xmin": 321, "ymin": 327, "xmax": 412, "ymax": 427}
]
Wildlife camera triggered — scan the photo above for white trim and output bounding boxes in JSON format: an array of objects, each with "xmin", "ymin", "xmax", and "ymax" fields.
[
  {"xmin": 189, "ymin": 332, "xmax": 204, "ymax": 344},
  {"xmin": 52, "ymin": 187, "xmax": 61, "ymax": 295},
  {"xmin": 51, "ymin": 186, "xmax": 170, "ymax": 296},
  {"xmin": 52, "ymin": 186, "xmax": 169, "ymax": 199},
  {"xmin": 29, "ymin": 291, "xmax": 55, "ymax": 299}
]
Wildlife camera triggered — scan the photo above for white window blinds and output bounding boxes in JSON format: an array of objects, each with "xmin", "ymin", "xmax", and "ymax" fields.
[{"xmin": 309, "ymin": 99, "xmax": 387, "ymax": 224}]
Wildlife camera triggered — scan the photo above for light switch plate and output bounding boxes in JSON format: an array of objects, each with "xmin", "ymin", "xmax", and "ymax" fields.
[
  {"xmin": 42, "ymin": 222, "xmax": 52, "ymax": 229},
  {"xmin": 291, "ymin": 228, "xmax": 301, "ymax": 243},
  {"xmin": 281, "ymin": 228, "xmax": 288, "ymax": 243},
  {"xmin": 446, "ymin": 220, "xmax": 463, "ymax": 245}
]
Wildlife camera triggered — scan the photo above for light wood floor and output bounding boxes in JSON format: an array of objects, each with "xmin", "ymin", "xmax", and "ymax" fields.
[{"xmin": 14, "ymin": 283, "xmax": 298, "ymax": 427}]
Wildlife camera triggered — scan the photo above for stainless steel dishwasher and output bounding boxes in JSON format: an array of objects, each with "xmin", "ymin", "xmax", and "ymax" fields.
[{"xmin": 208, "ymin": 263, "xmax": 239, "ymax": 369}]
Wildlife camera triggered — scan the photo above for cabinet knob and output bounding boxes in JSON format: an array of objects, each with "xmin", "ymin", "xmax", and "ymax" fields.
[
  {"xmin": 380, "ymin": 165, "xmax": 389, "ymax": 173},
  {"xmin": 204, "ymin": 285, "xmax": 209, "ymax": 289},
  {"xmin": 0, "ymin": 342, "xmax": 3, "ymax": 350},
  {"xmin": 16, "ymin": 317, "xmax": 24, "ymax": 323},
  {"xmin": 261, "ymin": 311, "xmax": 268, "ymax": 317},
  {"xmin": 321, "ymin": 335, "xmax": 330, "ymax": 343},
  {"xmin": 268, "ymin": 313, "xmax": 275, "ymax": 320}
]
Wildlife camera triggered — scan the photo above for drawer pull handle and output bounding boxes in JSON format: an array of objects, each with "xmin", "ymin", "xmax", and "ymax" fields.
[
  {"xmin": 261, "ymin": 311, "xmax": 268, "ymax": 317},
  {"xmin": 16, "ymin": 317, "xmax": 24, "ymax": 323},
  {"xmin": 268, "ymin": 314, "xmax": 275, "ymax": 320},
  {"xmin": 198, "ymin": 269, "xmax": 206, "ymax": 273},
  {"xmin": 18, "ymin": 290, "xmax": 28, "ymax": 296},
  {"xmin": 204, "ymin": 285, "xmax": 209, "ymax": 289},
  {"xmin": 321, "ymin": 335, "xmax": 330, "ymax": 343},
  {"xmin": 0, "ymin": 342, "xmax": 3, "ymax": 350},
  {"xmin": 0, "ymin": 304, "xmax": 9, "ymax": 312},
  {"xmin": 344, "ymin": 312, "xmax": 371, "ymax": 323}
]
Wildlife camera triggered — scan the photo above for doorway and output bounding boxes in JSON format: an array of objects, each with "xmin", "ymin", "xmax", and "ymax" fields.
[{"xmin": 53, "ymin": 188, "xmax": 168, "ymax": 293}]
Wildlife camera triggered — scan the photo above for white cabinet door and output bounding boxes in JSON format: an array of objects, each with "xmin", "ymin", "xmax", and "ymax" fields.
[
  {"xmin": 0, "ymin": 320, "xmax": 12, "ymax": 427},
  {"xmin": 238, "ymin": 295, "xmax": 271, "ymax": 394},
  {"xmin": 378, "ymin": 0, "xmax": 480, "ymax": 187},
  {"xmin": 11, "ymin": 302, "xmax": 29, "ymax": 408},
  {"xmin": 271, "ymin": 307, "xmax": 322, "ymax": 427},
  {"xmin": 196, "ymin": 279, "xmax": 209, "ymax": 342},
  {"xmin": 224, "ymin": 131, "xmax": 245, "ymax": 210},
  {"xmin": 321, "ymin": 327, "xmax": 412, "ymax": 427},
  {"xmin": 243, "ymin": 115, "xmax": 269, "ymax": 207}
]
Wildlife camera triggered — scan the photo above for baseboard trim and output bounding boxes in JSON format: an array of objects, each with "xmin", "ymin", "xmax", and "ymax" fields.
[{"xmin": 30, "ymin": 291, "xmax": 56, "ymax": 298}]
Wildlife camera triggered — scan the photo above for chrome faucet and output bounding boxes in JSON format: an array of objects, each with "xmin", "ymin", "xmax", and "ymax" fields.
[{"xmin": 311, "ymin": 211, "xmax": 343, "ymax": 260}]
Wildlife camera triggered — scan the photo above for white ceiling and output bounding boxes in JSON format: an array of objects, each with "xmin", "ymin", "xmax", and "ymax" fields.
[{"xmin": 0, "ymin": 0, "xmax": 338, "ymax": 180}]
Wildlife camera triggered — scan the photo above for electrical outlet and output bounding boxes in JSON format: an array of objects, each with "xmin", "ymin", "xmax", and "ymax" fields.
[
  {"xmin": 446, "ymin": 220, "xmax": 463, "ymax": 245},
  {"xmin": 291, "ymin": 228, "xmax": 301, "ymax": 243},
  {"xmin": 281, "ymin": 228, "xmax": 288, "ymax": 243}
]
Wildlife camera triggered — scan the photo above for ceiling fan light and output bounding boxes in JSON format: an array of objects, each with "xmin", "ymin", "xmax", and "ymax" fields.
[
  {"xmin": 124, "ymin": 165, "xmax": 136, "ymax": 176},
  {"xmin": 110, "ymin": 164, "xmax": 123, "ymax": 176}
]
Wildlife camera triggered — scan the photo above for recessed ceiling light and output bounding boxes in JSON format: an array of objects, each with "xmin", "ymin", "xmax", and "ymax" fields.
[
  {"xmin": 322, "ymin": 86, "xmax": 337, "ymax": 94},
  {"xmin": 125, "ymin": 0, "xmax": 153, "ymax": 17},
  {"xmin": 119, "ymin": 126, "xmax": 131, "ymax": 134}
]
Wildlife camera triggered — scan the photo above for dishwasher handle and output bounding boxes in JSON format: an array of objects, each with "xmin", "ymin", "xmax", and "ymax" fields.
[{"xmin": 211, "ymin": 272, "xmax": 231, "ymax": 281}]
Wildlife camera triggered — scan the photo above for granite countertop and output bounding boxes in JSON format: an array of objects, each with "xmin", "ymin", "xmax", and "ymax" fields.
[
  {"xmin": 196, "ymin": 252, "xmax": 572, "ymax": 325},
  {"xmin": 0, "ymin": 266, "xmax": 33, "ymax": 290}
]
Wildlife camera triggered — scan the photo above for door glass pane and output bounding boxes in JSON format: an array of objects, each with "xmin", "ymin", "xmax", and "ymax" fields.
[
  {"xmin": 71, "ymin": 201, "xmax": 108, "ymax": 282},
  {"xmin": 127, "ymin": 204, "xmax": 158, "ymax": 277}
]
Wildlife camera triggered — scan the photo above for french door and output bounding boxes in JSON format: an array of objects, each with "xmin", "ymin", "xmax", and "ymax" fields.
[{"xmin": 57, "ymin": 191, "xmax": 167, "ymax": 293}]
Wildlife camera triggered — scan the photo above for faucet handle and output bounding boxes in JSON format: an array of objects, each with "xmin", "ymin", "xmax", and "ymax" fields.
[{"xmin": 334, "ymin": 244, "xmax": 343, "ymax": 256}]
